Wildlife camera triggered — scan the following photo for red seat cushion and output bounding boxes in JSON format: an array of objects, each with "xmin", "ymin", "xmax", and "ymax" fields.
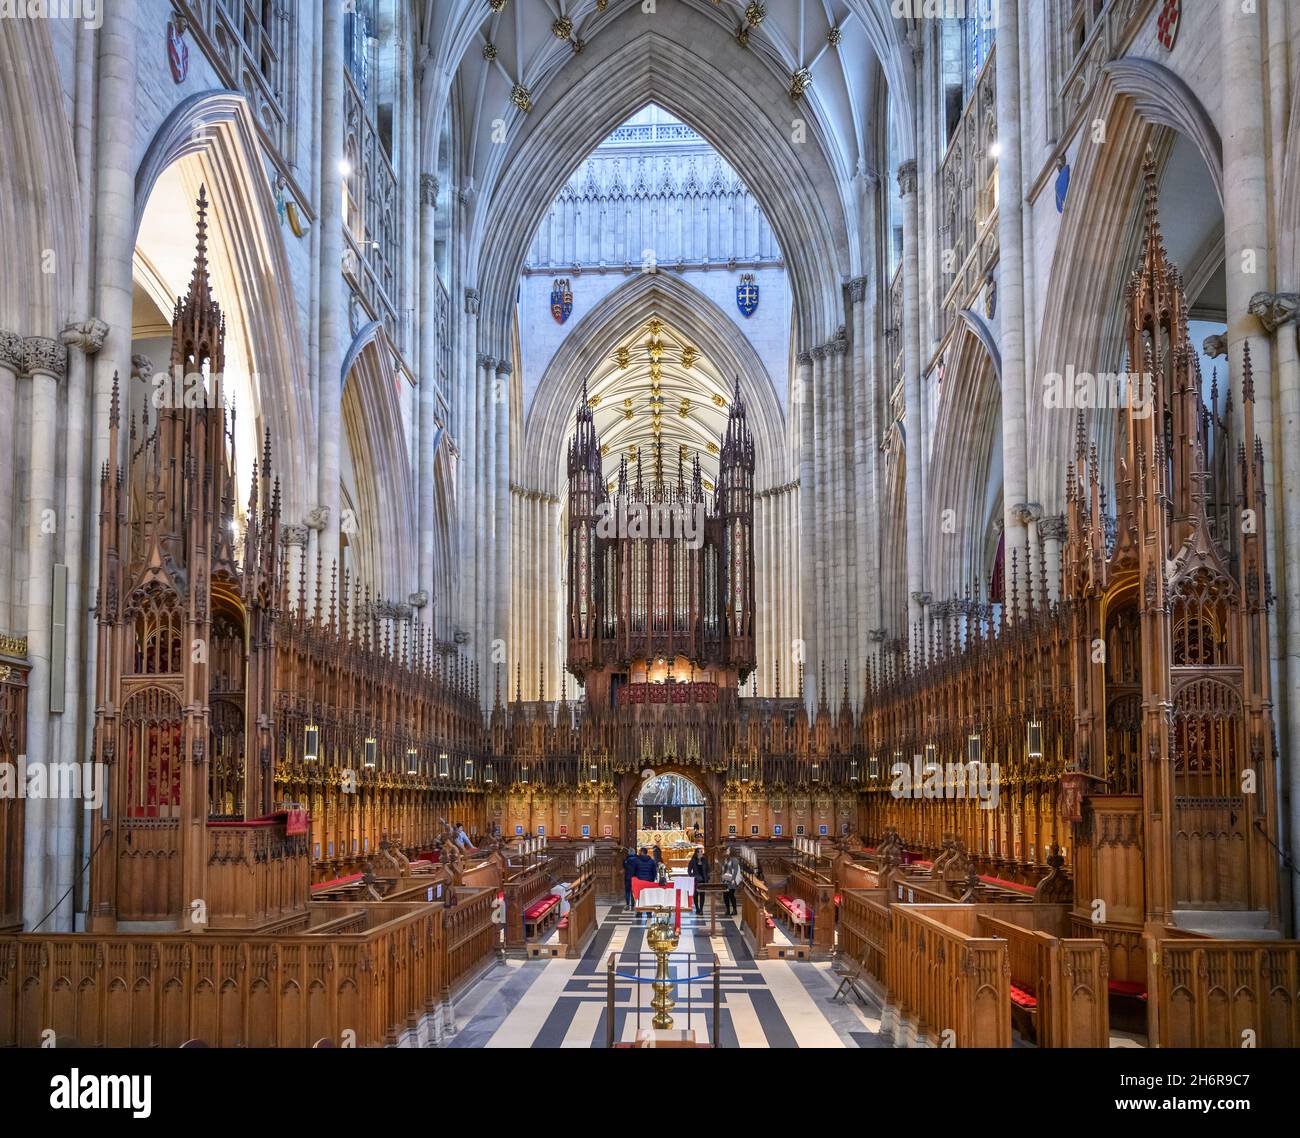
[
  {"xmin": 834, "ymin": 893, "xmax": 842, "ymax": 906},
  {"xmin": 311, "ymin": 872, "xmax": 364, "ymax": 893},
  {"xmin": 1108, "ymin": 980, "xmax": 1148, "ymax": 1000},
  {"xmin": 1009, "ymin": 984, "xmax": 1038, "ymax": 1010},
  {"xmin": 980, "ymin": 875, "xmax": 1036, "ymax": 895},
  {"xmin": 525, "ymin": 896, "xmax": 558, "ymax": 921}
]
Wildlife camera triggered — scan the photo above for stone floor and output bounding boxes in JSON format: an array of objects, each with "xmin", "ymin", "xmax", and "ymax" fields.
[{"xmin": 446, "ymin": 902, "xmax": 885, "ymax": 1048}]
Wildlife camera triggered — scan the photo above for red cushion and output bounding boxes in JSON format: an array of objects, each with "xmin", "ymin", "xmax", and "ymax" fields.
[
  {"xmin": 834, "ymin": 893, "xmax": 842, "ymax": 906},
  {"xmin": 1108, "ymin": 980, "xmax": 1148, "ymax": 1000},
  {"xmin": 1009, "ymin": 984, "xmax": 1038, "ymax": 1010},
  {"xmin": 525, "ymin": 896, "xmax": 558, "ymax": 921},
  {"xmin": 980, "ymin": 875, "xmax": 1036, "ymax": 895},
  {"xmin": 311, "ymin": 872, "xmax": 364, "ymax": 892}
]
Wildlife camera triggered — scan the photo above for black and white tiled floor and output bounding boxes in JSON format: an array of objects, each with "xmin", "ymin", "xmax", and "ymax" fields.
[{"xmin": 447, "ymin": 902, "xmax": 884, "ymax": 1048}]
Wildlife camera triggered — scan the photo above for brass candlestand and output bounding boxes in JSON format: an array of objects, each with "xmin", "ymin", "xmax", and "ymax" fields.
[{"xmin": 645, "ymin": 911, "xmax": 681, "ymax": 1029}]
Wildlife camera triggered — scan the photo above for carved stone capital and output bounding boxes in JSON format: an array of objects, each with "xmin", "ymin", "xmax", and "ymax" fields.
[
  {"xmin": 22, "ymin": 336, "xmax": 67, "ymax": 379},
  {"xmin": 1037, "ymin": 514, "xmax": 1069, "ymax": 542},
  {"xmin": 496, "ymin": 359, "xmax": 513, "ymax": 376},
  {"xmin": 845, "ymin": 276, "xmax": 868, "ymax": 304},
  {"xmin": 897, "ymin": 159, "xmax": 918, "ymax": 197},
  {"xmin": 409, "ymin": 590, "xmax": 430, "ymax": 608},
  {"xmin": 810, "ymin": 345, "xmax": 827, "ymax": 361},
  {"xmin": 910, "ymin": 591, "xmax": 932, "ymax": 607},
  {"xmin": 420, "ymin": 174, "xmax": 439, "ymax": 207},
  {"xmin": 478, "ymin": 354, "xmax": 497, "ymax": 371},
  {"xmin": 61, "ymin": 317, "xmax": 109, "ymax": 355},
  {"xmin": 280, "ymin": 524, "xmax": 310, "ymax": 547},
  {"xmin": 796, "ymin": 351, "xmax": 813, "ymax": 366},
  {"xmin": 1202, "ymin": 333, "xmax": 1227, "ymax": 359},
  {"xmin": 305, "ymin": 507, "xmax": 330, "ymax": 531},
  {"xmin": 867, "ymin": 628, "xmax": 887, "ymax": 642},
  {"xmin": 453, "ymin": 626, "xmax": 470, "ymax": 645},
  {"xmin": 1011, "ymin": 501, "xmax": 1043, "ymax": 525},
  {"xmin": 1248, "ymin": 291, "xmax": 1300, "ymax": 334},
  {"xmin": 0, "ymin": 330, "xmax": 23, "ymax": 372},
  {"xmin": 464, "ymin": 288, "xmax": 480, "ymax": 316}
]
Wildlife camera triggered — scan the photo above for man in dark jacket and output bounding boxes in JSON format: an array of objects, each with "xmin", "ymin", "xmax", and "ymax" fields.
[
  {"xmin": 622, "ymin": 848, "xmax": 639, "ymax": 909},
  {"xmin": 688, "ymin": 848, "xmax": 710, "ymax": 915},
  {"xmin": 632, "ymin": 847, "xmax": 657, "ymax": 920}
]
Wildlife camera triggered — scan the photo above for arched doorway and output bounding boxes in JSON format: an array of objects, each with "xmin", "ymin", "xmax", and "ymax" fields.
[{"xmin": 635, "ymin": 773, "xmax": 706, "ymax": 874}]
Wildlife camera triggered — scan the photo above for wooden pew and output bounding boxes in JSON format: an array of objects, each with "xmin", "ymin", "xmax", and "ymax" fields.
[
  {"xmin": 1152, "ymin": 939, "xmax": 1300, "ymax": 1047},
  {"xmin": 884, "ymin": 904, "xmax": 1011, "ymax": 1047}
]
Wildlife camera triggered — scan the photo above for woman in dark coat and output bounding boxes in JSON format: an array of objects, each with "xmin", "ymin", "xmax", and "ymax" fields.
[
  {"xmin": 622, "ymin": 848, "xmax": 639, "ymax": 909},
  {"xmin": 687, "ymin": 848, "xmax": 710, "ymax": 915}
]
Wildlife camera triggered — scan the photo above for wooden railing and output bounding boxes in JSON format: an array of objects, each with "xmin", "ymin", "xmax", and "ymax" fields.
[
  {"xmin": 838, "ymin": 889, "xmax": 890, "ymax": 981},
  {"xmin": 501, "ymin": 861, "xmax": 555, "ymax": 949},
  {"xmin": 741, "ymin": 877, "xmax": 772, "ymax": 954},
  {"xmin": 205, "ymin": 820, "xmax": 311, "ymax": 930},
  {"xmin": 443, "ymin": 888, "xmax": 498, "ymax": 991},
  {"xmin": 886, "ymin": 905, "xmax": 1010, "ymax": 1048},
  {"xmin": 1153, "ymin": 941, "xmax": 1300, "ymax": 1048},
  {"xmin": 0, "ymin": 891, "xmax": 498, "ymax": 1048},
  {"xmin": 977, "ymin": 912, "xmax": 1108, "ymax": 1048},
  {"xmin": 782, "ymin": 861, "xmax": 835, "ymax": 953},
  {"xmin": 560, "ymin": 869, "xmax": 597, "ymax": 954}
]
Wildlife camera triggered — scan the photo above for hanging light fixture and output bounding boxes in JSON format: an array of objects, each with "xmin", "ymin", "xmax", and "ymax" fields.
[
  {"xmin": 967, "ymin": 732, "xmax": 982, "ymax": 766},
  {"xmin": 438, "ymin": 751, "xmax": 450, "ymax": 779},
  {"xmin": 868, "ymin": 754, "xmax": 879, "ymax": 782},
  {"xmin": 406, "ymin": 747, "xmax": 419, "ymax": 775},
  {"xmin": 363, "ymin": 738, "xmax": 377, "ymax": 769},
  {"xmin": 849, "ymin": 758, "xmax": 859, "ymax": 782},
  {"xmin": 304, "ymin": 724, "xmax": 320, "ymax": 762},
  {"xmin": 464, "ymin": 758, "xmax": 474, "ymax": 782},
  {"xmin": 484, "ymin": 762, "xmax": 495, "ymax": 786},
  {"xmin": 1027, "ymin": 720, "xmax": 1043, "ymax": 760},
  {"xmin": 589, "ymin": 760, "xmax": 599, "ymax": 784},
  {"xmin": 520, "ymin": 762, "xmax": 530, "ymax": 785},
  {"xmin": 810, "ymin": 761, "xmax": 821, "ymax": 784}
]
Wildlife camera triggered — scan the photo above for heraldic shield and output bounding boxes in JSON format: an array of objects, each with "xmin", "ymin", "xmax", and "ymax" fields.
[
  {"xmin": 551, "ymin": 278, "xmax": 573, "ymax": 324},
  {"xmin": 736, "ymin": 272, "xmax": 759, "ymax": 317}
]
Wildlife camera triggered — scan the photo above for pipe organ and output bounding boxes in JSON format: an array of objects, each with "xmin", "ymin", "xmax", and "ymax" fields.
[{"xmin": 566, "ymin": 375, "xmax": 756, "ymax": 715}]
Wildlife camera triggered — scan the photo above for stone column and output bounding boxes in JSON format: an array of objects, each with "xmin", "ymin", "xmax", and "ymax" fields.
[
  {"xmin": 796, "ymin": 351, "xmax": 814, "ymax": 708},
  {"xmin": 831, "ymin": 335, "xmax": 852, "ymax": 689},
  {"xmin": 996, "ymin": 0, "xmax": 1030, "ymax": 616},
  {"xmin": 472, "ymin": 353, "xmax": 492, "ymax": 666},
  {"xmin": 316, "ymin": 0, "xmax": 346, "ymax": 578},
  {"xmin": 0, "ymin": 331, "xmax": 21, "ymax": 633},
  {"xmin": 22, "ymin": 336, "xmax": 68, "ymax": 929},
  {"xmin": 1037, "ymin": 514, "xmax": 1068, "ymax": 604},
  {"xmin": 898, "ymin": 160, "xmax": 925, "ymax": 645},
  {"xmin": 417, "ymin": 174, "xmax": 440, "ymax": 629},
  {"xmin": 848, "ymin": 275, "xmax": 872, "ymax": 691},
  {"xmin": 811, "ymin": 345, "xmax": 830, "ymax": 704},
  {"xmin": 1249, "ymin": 292, "xmax": 1300, "ymax": 922},
  {"xmin": 56, "ymin": 318, "xmax": 107, "ymax": 930}
]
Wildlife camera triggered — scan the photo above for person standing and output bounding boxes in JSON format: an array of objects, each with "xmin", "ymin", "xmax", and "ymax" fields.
[
  {"xmin": 687, "ymin": 847, "xmax": 710, "ymax": 915},
  {"xmin": 622, "ymin": 847, "xmax": 638, "ymax": 909},
  {"xmin": 721, "ymin": 849, "xmax": 741, "ymax": 916},
  {"xmin": 632, "ymin": 846, "xmax": 657, "ymax": 921}
]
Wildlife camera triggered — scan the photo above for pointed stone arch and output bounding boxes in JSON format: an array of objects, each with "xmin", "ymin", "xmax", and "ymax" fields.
[
  {"xmin": 134, "ymin": 90, "xmax": 314, "ymax": 526},
  {"xmin": 471, "ymin": 10, "xmax": 850, "ymax": 353},
  {"xmin": 0, "ymin": 18, "xmax": 79, "ymax": 334},
  {"xmin": 341, "ymin": 322, "xmax": 418, "ymax": 602},
  {"xmin": 926, "ymin": 312, "xmax": 1003, "ymax": 602},
  {"xmin": 1033, "ymin": 61, "xmax": 1223, "ymax": 517},
  {"xmin": 524, "ymin": 271, "xmax": 788, "ymax": 495}
]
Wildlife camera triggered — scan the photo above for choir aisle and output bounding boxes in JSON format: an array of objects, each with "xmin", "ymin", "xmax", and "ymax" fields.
[{"xmin": 447, "ymin": 904, "xmax": 880, "ymax": 1048}]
